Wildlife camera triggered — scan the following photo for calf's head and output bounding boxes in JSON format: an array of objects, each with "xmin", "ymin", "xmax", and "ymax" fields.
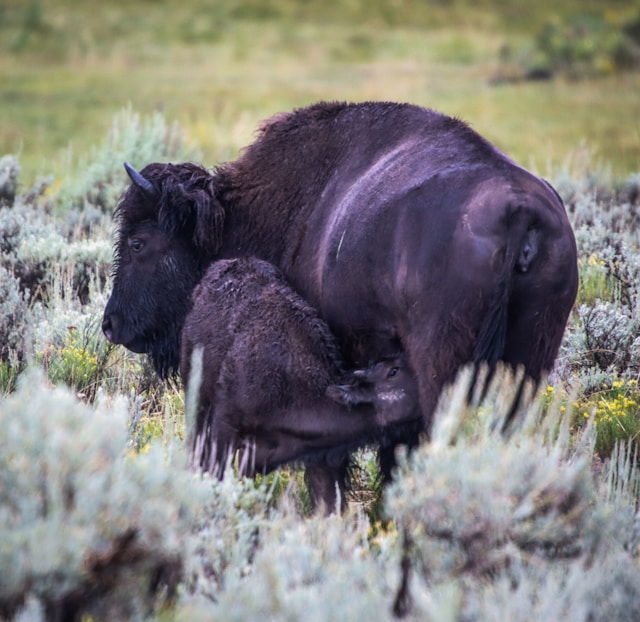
[
  {"xmin": 102, "ymin": 162, "xmax": 224, "ymax": 377},
  {"xmin": 327, "ymin": 354, "xmax": 420, "ymax": 425}
]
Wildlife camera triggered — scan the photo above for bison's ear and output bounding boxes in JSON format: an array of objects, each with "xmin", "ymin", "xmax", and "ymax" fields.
[
  {"xmin": 326, "ymin": 382, "xmax": 375, "ymax": 407},
  {"xmin": 190, "ymin": 187, "xmax": 225, "ymax": 256},
  {"xmin": 159, "ymin": 174, "xmax": 226, "ymax": 257}
]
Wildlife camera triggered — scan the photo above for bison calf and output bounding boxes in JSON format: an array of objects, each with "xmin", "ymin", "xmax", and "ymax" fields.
[{"xmin": 181, "ymin": 257, "xmax": 419, "ymax": 506}]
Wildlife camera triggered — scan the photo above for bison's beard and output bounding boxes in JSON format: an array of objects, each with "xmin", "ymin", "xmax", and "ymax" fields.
[
  {"xmin": 146, "ymin": 324, "xmax": 184, "ymax": 379},
  {"xmin": 104, "ymin": 304, "xmax": 188, "ymax": 379}
]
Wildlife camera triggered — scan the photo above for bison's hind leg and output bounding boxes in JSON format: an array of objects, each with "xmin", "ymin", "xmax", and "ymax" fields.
[{"xmin": 377, "ymin": 418, "xmax": 424, "ymax": 482}]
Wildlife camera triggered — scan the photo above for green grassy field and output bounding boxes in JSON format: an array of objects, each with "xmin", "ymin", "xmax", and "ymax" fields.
[{"xmin": 2, "ymin": 0, "xmax": 639, "ymax": 186}]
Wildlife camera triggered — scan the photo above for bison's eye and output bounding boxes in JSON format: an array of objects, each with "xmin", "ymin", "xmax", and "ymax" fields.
[
  {"xmin": 387, "ymin": 367, "xmax": 399, "ymax": 379},
  {"xmin": 129, "ymin": 238, "xmax": 145, "ymax": 253}
]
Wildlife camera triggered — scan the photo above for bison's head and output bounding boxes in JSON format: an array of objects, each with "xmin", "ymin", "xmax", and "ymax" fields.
[{"xmin": 102, "ymin": 162, "xmax": 225, "ymax": 378}]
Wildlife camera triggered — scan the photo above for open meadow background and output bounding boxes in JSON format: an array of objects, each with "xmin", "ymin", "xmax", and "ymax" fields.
[{"xmin": 2, "ymin": 1, "xmax": 640, "ymax": 620}]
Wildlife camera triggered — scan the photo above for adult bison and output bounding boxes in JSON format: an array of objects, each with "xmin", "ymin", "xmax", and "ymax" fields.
[
  {"xmin": 103, "ymin": 101, "xmax": 578, "ymax": 503},
  {"xmin": 183, "ymin": 256, "xmax": 418, "ymax": 510}
]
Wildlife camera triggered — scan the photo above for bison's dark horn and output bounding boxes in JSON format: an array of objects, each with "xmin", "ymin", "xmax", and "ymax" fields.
[{"xmin": 124, "ymin": 162, "xmax": 158, "ymax": 198}]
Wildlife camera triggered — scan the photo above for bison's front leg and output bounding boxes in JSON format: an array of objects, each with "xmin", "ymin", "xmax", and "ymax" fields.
[{"xmin": 304, "ymin": 461, "xmax": 349, "ymax": 514}]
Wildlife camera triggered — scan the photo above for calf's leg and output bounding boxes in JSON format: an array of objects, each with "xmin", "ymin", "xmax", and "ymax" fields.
[{"xmin": 304, "ymin": 462, "xmax": 349, "ymax": 515}]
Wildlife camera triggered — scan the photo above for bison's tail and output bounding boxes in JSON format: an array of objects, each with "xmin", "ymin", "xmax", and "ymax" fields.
[
  {"xmin": 470, "ymin": 217, "xmax": 534, "ymax": 428},
  {"xmin": 472, "ymin": 217, "xmax": 532, "ymax": 368},
  {"xmin": 472, "ymin": 273, "xmax": 509, "ymax": 369}
]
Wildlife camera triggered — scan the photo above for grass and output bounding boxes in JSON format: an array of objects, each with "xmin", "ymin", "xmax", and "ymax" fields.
[{"xmin": 2, "ymin": 1, "xmax": 639, "ymax": 186}]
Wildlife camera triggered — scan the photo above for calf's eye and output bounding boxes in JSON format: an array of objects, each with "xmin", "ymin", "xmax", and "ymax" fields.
[{"xmin": 387, "ymin": 367, "xmax": 399, "ymax": 378}]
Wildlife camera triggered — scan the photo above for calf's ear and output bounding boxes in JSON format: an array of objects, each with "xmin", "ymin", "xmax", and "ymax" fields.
[{"xmin": 326, "ymin": 382, "xmax": 375, "ymax": 407}]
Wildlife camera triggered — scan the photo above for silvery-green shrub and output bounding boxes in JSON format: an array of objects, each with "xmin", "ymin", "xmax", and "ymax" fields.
[
  {"xmin": 0, "ymin": 371, "xmax": 208, "ymax": 620},
  {"xmin": 0, "ymin": 192, "xmax": 112, "ymax": 305},
  {"xmin": 555, "ymin": 172, "xmax": 640, "ymax": 394},
  {"xmin": 0, "ymin": 266, "xmax": 30, "ymax": 362},
  {"xmin": 181, "ymin": 470, "xmax": 276, "ymax": 606},
  {"xmin": 54, "ymin": 106, "xmax": 201, "ymax": 216},
  {"xmin": 179, "ymin": 511, "xmax": 406, "ymax": 622},
  {"xmin": 383, "ymin": 366, "xmax": 640, "ymax": 620},
  {"xmin": 15, "ymin": 228, "xmax": 112, "ymax": 303},
  {"xmin": 0, "ymin": 155, "xmax": 20, "ymax": 206}
]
